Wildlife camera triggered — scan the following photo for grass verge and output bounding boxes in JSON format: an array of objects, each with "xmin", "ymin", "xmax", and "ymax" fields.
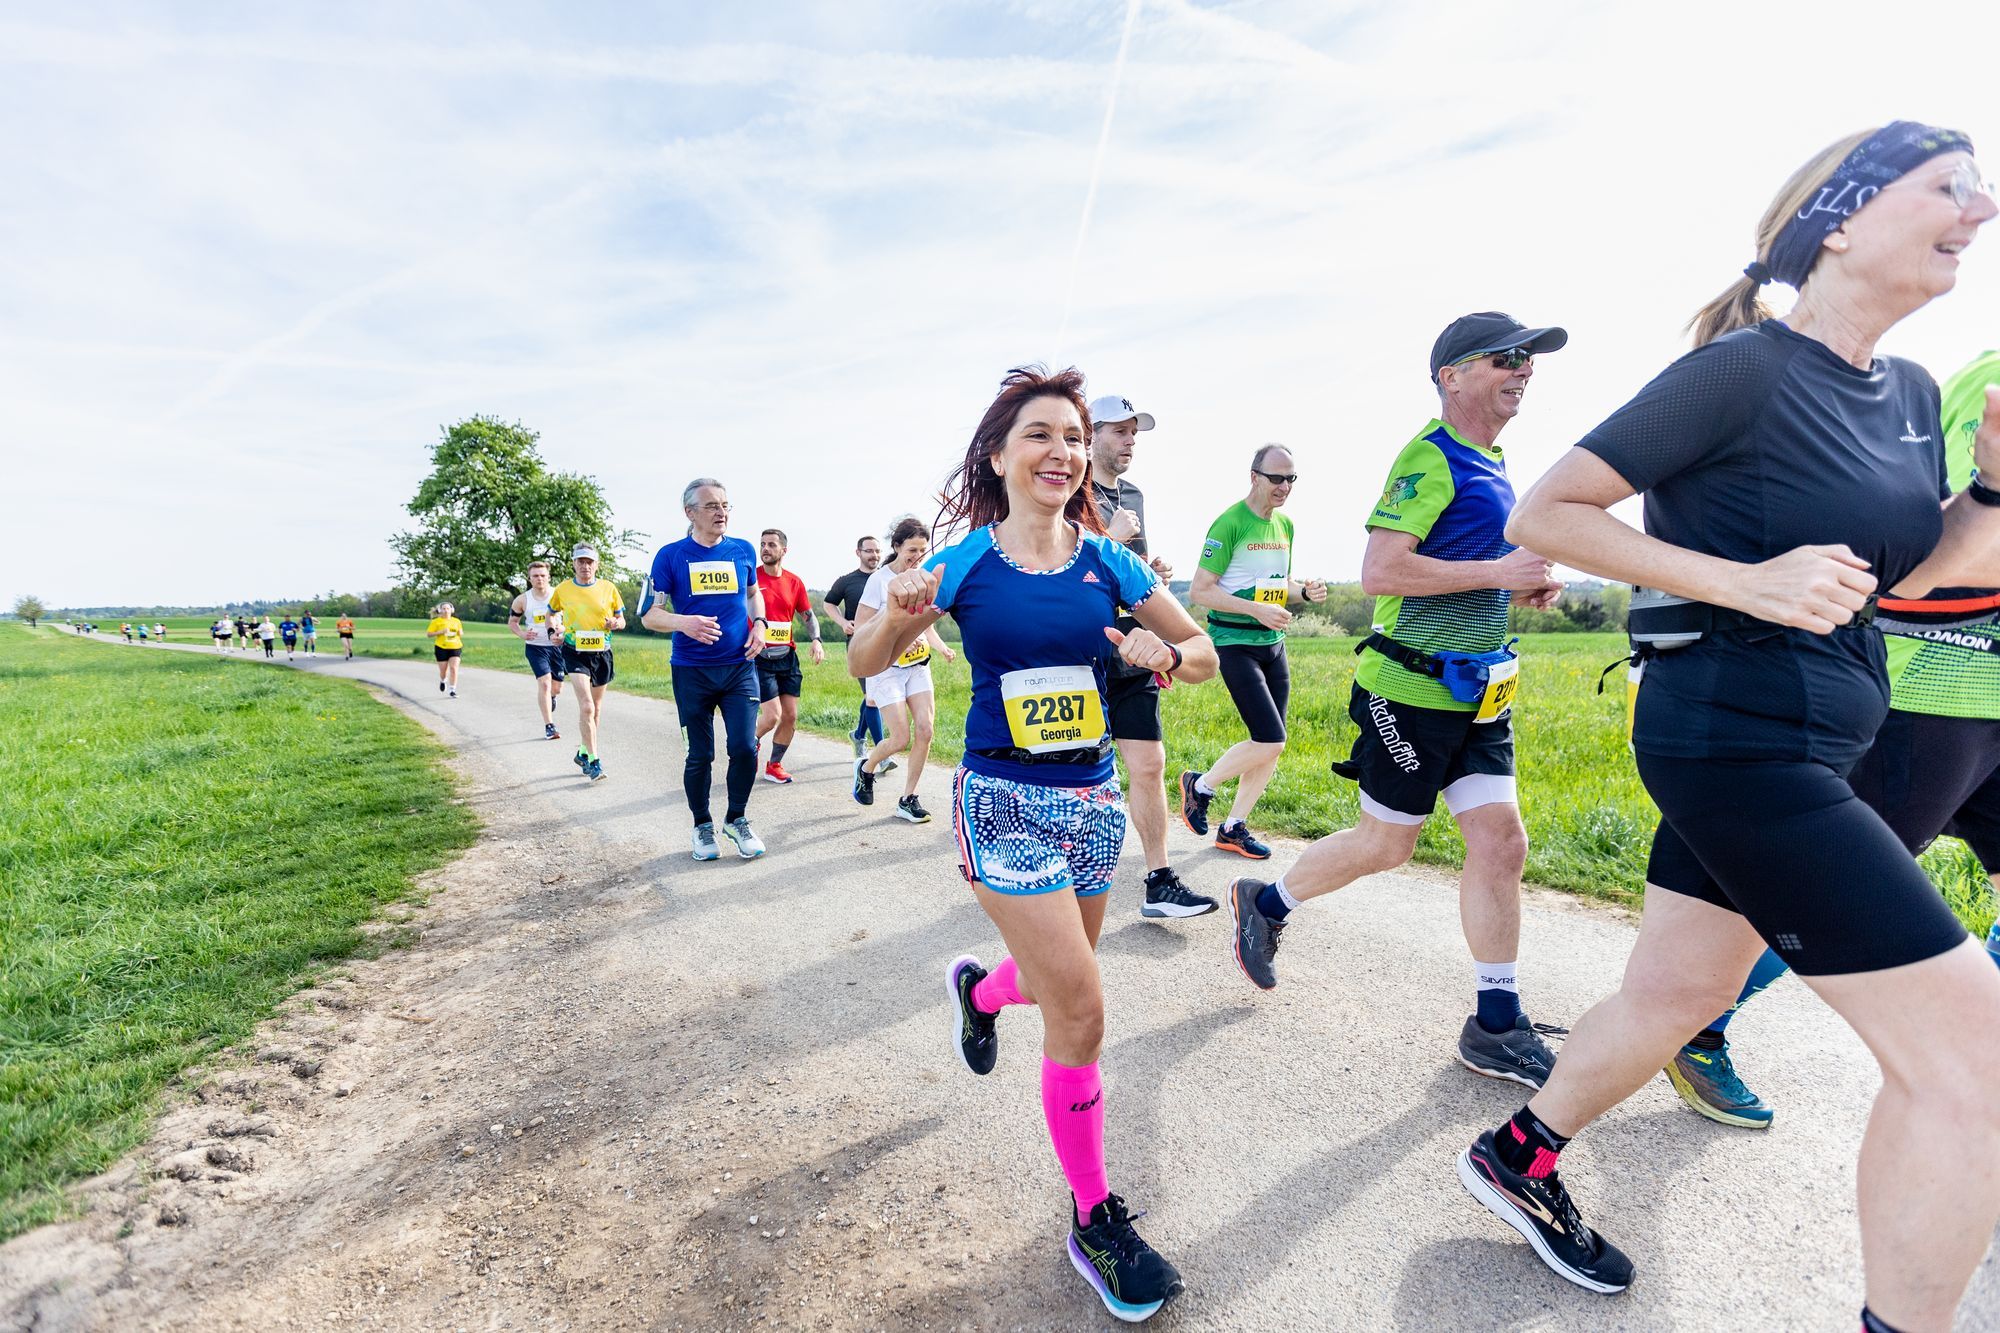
[{"xmin": 0, "ymin": 623, "xmax": 479, "ymax": 1240}]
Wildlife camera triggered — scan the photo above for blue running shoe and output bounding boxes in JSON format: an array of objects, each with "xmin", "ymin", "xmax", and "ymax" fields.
[
  {"xmin": 1665, "ymin": 1040, "xmax": 1774, "ymax": 1129},
  {"xmin": 1213, "ymin": 821, "xmax": 1271, "ymax": 860},
  {"xmin": 1066, "ymin": 1194, "xmax": 1182, "ymax": 1322}
]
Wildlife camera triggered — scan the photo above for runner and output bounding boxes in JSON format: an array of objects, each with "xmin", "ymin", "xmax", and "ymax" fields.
[
  {"xmin": 425, "ymin": 603, "xmax": 463, "ymax": 695},
  {"xmin": 211, "ymin": 617, "xmax": 230, "ymax": 653},
  {"xmin": 234, "ymin": 615, "xmax": 250, "ymax": 651},
  {"xmin": 853, "ymin": 517, "xmax": 956, "ymax": 823},
  {"xmin": 866, "ymin": 365, "xmax": 1217, "ymax": 1322},
  {"xmin": 1086, "ymin": 393, "xmax": 1217, "ymax": 919},
  {"xmin": 642, "ymin": 480, "xmax": 767, "ymax": 858},
  {"xmin": 336, "ymin": 614, "xmax": 355, "ymax": 659},
  {"xmin": 1467, "ymin": 124, "xmax": 2000, "ymax": 1325},
  {"xmin": 257, "ymin": 616, "xmax": 277, "ymax": 658},
  {"xmin": 1665, "ymin": 347, "xmax": 2000, "ymax": 1131},
  {"xmin": 279, "ymin": 613, "xmax": 300, "ymax": 660},
  {"xmin": 153, "ymin": 622, "xmax": 166, "ymax": 644},
  {"xmin": 136, "ymin": 622, "xmax": 148, "ymax": 644},
  {"xmin": 299, "ymin": 612, "xmax": 316, "ymax": 655},
  {"xmin": 1177, "ymin": 447, "xmax": 1327, "ymax": 858},
  {"xmin": 509, "ymin": 561, "xmax": 569, "ymax": 741},
  {"xmin": 549, "ymin": 546, "xmax": 626, "ymax": 782},
  {"xmin": 1225, "ymin": 313, "xmax": 1570, "ymax": 1096},
  {"xmin": 752, "ymin": 528, "xmax": 824, "ymax": 785},
  {"xmin": 121, "ymin": 623, "xmax": 132, "ymax": 644},
  {"xmin": 821, "ymin": 536, "xmax": 888, "ymax": 762}
]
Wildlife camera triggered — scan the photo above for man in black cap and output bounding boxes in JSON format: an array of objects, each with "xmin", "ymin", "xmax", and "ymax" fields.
[{"xmin": 1227, "ymin": 312, "xmax": 1571, "ymax": 1088}]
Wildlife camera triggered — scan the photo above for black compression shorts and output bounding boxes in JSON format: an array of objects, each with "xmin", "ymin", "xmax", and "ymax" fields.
[
  {"xmin": 1640, "ymin": 752, "xmax": 1969, "ymax": 975},
  {"xmin": 1106, "ymin": 670, "xmax": 1162, "ymax": 743},
  {"xmin": 1217, "ymin": 642, "xmax": 1289, "ymax": 744},
  {"xmin": 1847, "ymin": 707, "xmax": 2000, "ymax": 871}
]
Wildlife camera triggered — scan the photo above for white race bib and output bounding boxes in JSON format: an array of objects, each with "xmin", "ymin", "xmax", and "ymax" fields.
[
  {"xmin": 690, "ymin": 561, "xmax": 738, "ymax": 596},
  {"xmin": 999, "ymin": 665, "xmax": 1106, "ymax": 754}
]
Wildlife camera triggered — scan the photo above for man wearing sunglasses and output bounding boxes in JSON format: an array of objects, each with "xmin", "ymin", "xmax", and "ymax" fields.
[{"xmin": 1227, "ymin": 312, "xmax": 1570, "ymax": 1088}]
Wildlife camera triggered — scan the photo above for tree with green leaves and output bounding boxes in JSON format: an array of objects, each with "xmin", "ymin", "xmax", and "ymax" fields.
[
  {"xmin": 12, "ymin": 595, "xmax": 46, "ymax": 627},
  {"xmin": 391, "ymin": 417, "xmax": 640, "ymax": 602}
]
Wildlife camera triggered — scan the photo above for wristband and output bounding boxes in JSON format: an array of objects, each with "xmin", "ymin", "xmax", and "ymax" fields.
[
  {"xmin": 1166, "ymin": 642, "xmax": 1184, "ymax": 674},
  {"xmin": 1968, "ymin": 472, "xmax": 2000, "ymax": 507}
]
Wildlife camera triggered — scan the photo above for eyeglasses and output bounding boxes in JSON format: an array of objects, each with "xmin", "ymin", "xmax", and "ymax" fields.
[
  {"xmin": 691, "ymin": 502, "xmax": 731, "ymax": 514},
  {"xmin": 1457, "ymin": 347, "xmax": 1533, "ymax": 371},
  {"xmin": 1253, "ymin": 470, "xmax": 1299, "ymax": 485},
  {"xmin": 1947, "ymin": 158, "xmax": 1996, "ymax": 211}
]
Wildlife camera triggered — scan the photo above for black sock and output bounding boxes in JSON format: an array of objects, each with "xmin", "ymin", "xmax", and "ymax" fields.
[
  {"xmin": 770, "ymin": 742, "xmax": 789, "ymax": 763},
  {"xmin": 1493, "ymin": 1106, "xmax": 1570, "ymax": 1175},
  {"xmin": 1861, "ymin": 1306, "xmax": 1907, "ymax": 1333},
  {"xmin": 1687, "ymin": 1027, "xmax": 1726, "ymax": 1051}
]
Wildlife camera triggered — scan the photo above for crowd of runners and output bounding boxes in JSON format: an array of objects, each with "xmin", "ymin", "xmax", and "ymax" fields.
[{"xmin": 49, "ymin": 118, "xmax": 2000, "ymax": 1331}]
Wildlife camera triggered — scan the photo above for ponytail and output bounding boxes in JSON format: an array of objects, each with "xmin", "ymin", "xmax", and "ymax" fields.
[{"xmin": 1686, "ymin": 275, "xmax": 1776, "ymax": 348}]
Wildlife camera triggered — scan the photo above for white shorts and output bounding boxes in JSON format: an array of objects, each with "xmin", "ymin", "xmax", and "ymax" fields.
[{"xmin": 866, "ymin": 662, "xmax": 934, "ymax": 707}]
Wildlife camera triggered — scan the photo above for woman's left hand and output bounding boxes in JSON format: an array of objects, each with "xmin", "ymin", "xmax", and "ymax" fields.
[{"xmin": 1105, "ymin": 626, "xmax": 1175, "ymax": 672}]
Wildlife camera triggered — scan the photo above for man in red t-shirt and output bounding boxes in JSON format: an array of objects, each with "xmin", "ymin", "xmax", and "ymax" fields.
[{"xmin": 753, "ymin": 528, "xmax": 825, "ymax": 784}]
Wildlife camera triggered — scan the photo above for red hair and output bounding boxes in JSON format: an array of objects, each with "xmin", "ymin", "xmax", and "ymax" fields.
[{"xmin": 936, "ymin": 365, "xmax": 1107, "ymax": 540}]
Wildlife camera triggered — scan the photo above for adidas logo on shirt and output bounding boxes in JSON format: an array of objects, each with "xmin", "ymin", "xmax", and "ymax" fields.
[{"xmin": 1082, "ymin": 571, "xmax": 1100, "ymax": 583}]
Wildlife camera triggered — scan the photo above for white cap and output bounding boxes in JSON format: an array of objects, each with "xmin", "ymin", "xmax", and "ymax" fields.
[
  {"xmin": 1088, "ymin": 395, "xmax": 1154, "ymax": 431},
  {"xmin": 572, "ymin": 544, "xmax": 599, "ymax": 560}
]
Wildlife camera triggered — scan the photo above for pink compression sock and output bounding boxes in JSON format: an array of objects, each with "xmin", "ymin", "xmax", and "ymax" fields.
[
  {"xmin": 971, "ymin": 956, "xmax": 1030, "ymax": 1014},
  {"xmin": 1041, "ymin": 1056, "xmax": 1109, "ymax": 1227}
]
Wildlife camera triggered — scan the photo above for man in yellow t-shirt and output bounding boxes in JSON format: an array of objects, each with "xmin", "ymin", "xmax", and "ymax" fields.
[
  {"xmin": 425, "ymin": 602, "xmax": 465, "ymax": 697},
  {"xmin": 548, "ymin": 544, "xmax": 627, "ymax": 782}
]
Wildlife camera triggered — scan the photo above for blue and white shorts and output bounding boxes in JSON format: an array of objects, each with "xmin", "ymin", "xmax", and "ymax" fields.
[{"xmin": 952, "ymin": 767, "xmax": 1126, "ymax": 897}]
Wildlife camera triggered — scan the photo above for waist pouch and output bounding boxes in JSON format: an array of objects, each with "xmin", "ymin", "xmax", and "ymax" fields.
[
  {"xmin": 1359, "ymin": 632, "xmax": 1518, "ymax": 706},
  {"xmin": 1625, "ymin": 585, "xmax": 1876, "ymax": 656}
]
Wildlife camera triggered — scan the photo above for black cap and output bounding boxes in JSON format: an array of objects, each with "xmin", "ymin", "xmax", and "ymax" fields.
[{"xmin": 1429, "ymin": 312, "xmax": 1568, "ymax": 382}]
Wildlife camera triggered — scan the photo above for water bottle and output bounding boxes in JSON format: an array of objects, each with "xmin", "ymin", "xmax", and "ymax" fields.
[{"xmin": 1986, "ymin": 922, "xmax": 2000, "ymax": 970}]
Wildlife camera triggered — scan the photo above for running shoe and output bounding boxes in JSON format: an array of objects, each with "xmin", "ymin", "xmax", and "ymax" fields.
[
  {"xmin": 586, "ymin": 758, "xmax": 606, "ymax": 783},
  {"xmin": 1213, "ymin": 821, "xmax": 1271, "ymax": 860},
  {"xmin": 944, "ymin": 955, "xmax": 997, "ymax": 1076},
  {"xmin": 878, "ymin": 754, "xmax": 899, "ymax": 775},
  {"xmin": 896, "ymin": 794, "xmax": 931, "ymax": 824},
  {"xmin": 853, "ymin": 758, "xmax": 875, "ymax": 806},
  {"xmin": 1664, "ymin": 1040, "xmax": 1774, "ymax": 1129},
  {"xmin": 574, "ymin": 749, "xmax": 590, "ymax": 773},
  {"xmin": 1228, "ymin": 878, "xmax": 1285, "ymax": 990},
  {"xmin": 763, "ymin": 760, "xmax": 795, "ymax": 785},
  {"xmin": 449, "ymin": 688, "xmax": 457, "ymax": 698},
  {"xmin": 1067, "ymin": 1194, "xmax": 1184, "ymax": 1323},
  {"xmin": 1457, "ymin": 1014, "xmax": 1565, "ymax": 1089},
  {"xmin": 691, "ymin": 823, "xmax": 720, "ymax": 862},
  {"xmin": 545, "ymin": 723, "xmax": 560, "ymax": 741},
  {"xmin": 439, "ymin": 681, "xmax": 445, "ymax": 693},
  {"xmin": 1140, "ymin": 869, "xmax": 1218, "ymax": 919},
  {"xmin": 1176, "ymin": 771, "xmax": 1212, "ymax": 836},
  {"xmin": 1457, "ymin": 1130, "xmax": 1633, "ymax": 1293},
  {"xmin": 849, "ymin": 728, "xmax": 866, "ymax": 759},
  {"xmin": 721, "ymin": 816, "xmax": 766, "ymax": 859}
]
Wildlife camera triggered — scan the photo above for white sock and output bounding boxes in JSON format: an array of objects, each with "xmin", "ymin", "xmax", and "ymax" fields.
[
  {"xmin": 1272, "ymin": 877, "xmax": 1301, "ymax": 912},
  {"xmin": 1194, "ymin": 773, "xmax": 1215, "ymax": 797},
  {"xmin": 1474, "ymin": 960, "xmax": 1518, "ymax": 993}
]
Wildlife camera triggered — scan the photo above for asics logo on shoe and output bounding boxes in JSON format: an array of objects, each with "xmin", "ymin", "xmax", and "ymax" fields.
[
  {"xmin": 1070, "ymin": 1091, "xmax": 1101, "ymax": 1114},
  {"xmin": 1081, "ymin": 1241, "xmax": 1118, "ymax": 1284}
]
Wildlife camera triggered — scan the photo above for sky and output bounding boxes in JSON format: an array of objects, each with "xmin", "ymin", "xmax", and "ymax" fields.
[{"xmin": 3, "ymin": 0, "xmax": 1996, "ymax": 609}]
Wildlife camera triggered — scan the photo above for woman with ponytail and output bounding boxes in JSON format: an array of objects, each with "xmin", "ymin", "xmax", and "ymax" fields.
[{"xmin": 1462, "ymin": 123, "xmax": 2000, "ymax": 1332}]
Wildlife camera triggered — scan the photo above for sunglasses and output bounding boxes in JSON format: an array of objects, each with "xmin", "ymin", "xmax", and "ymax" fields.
[
  {"xmin": 1254, "ymin": 469, "xmax": 1299, "ymax": 485},
  {"xmin": 1457, "ymin": 347, "xmax": 1533, "ymax": 372}
]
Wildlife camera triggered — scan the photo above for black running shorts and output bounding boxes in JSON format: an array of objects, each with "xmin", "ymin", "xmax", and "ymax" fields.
[
  {"xmin": 1640, "ymin": 752, "xmax": 1969, "ymax": 975},
  {"xmin": 1847, "ymin": 707, "xmax": 2000, "ymax": 871},
  {"xmin": 433, "ymin": 647, "xmax": 462, "ymax": 661},
  {"xmin": 561, "ymin": 645, "xmax": 615, "ymax": 688},
  {"xmin": 1335, "ymin": 685, "xmax": 1516, "ymax": 824},
  {"xmin": 1217, "ymin": 642, "xmax": 1289, "ymax": 744},
  {"xmin": 1106, "ymin": 670, "xmax": 1163, "ymax": 743},
  {"xmin": 756, "ymin": 648, "xmax": 804, "ymax": 701}
]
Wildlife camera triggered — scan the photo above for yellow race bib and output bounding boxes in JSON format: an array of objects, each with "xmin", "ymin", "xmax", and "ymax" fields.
[
  {"xmin": 1253, "ymin": 578, "xmax": 1289, "ymax": 605},
  {"xmin": 895, "ymin": 639, "xmax": 932, "ymax": 668},
  {"xmin": 573, "ymin": 629, "xmax": 608, "ymax": 653},
  {"xmin": 1000, "ymin": 665, "xmax": 1105, "ymax": 754},
  {"xmin": 765, "ymin": 622, "xmax": 793, "ymax": 646},
  {"xmin": 1473, "ymin": 656, "xmax": 1519, "ymax": 724},
  {"xmin": 690, "ymin": 561, "xmax": 738, "ymax": 596}
]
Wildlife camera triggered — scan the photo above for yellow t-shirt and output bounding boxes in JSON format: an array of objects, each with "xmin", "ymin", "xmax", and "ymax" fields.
[
  {"xmin": 426, "ymin": 616, "xmax": 464, "ymax": 650},
  {"xmin": 549, "ymin": 579, "xmax": 624, "ymax": 649}
]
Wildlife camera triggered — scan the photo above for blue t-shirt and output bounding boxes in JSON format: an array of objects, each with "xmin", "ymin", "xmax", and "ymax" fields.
[
  {"xmin": 1580, "ymin": 321, "xmax": 1946, "ymax": 766},
  {"xmin": 651, "ymin": 535, "xmax": 759, "ymax": 667},
  {"xmin": 279, "ymin": 620, "xmax": 299, "ymax": 638},
  {"xmin": 926, "ymin": 525, "xmax": 1159, "ymax": 787}
]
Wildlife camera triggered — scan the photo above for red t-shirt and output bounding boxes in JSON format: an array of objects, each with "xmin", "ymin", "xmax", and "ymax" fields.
[{"xmin": 755, "ymin": 569, "xmax": 812, "ymax": 647}]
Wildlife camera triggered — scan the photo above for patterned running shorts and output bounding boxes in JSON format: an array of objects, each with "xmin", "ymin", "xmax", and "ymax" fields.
[{"xmin": 952, "ymin": 767, "xmax": 1127, "ymax": 897}]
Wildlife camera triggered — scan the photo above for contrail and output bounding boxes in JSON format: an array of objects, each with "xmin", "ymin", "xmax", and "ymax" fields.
[{"xmin": 1051, "ymin": 0, "xmax": 1142, "ymax": 362}]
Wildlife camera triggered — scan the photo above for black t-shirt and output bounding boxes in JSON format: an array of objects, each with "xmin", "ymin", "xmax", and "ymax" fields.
[
  {"xmin": 1581, "ymin": 321, "xmax": 1945, "ymax": 766},
  {"xmin": 1093, "ymin": 476, "xmax": 1154, "ymax": 675},
  {"xmin": 825, "ymin": 568, "xmax": 873, "ymax": 636}
]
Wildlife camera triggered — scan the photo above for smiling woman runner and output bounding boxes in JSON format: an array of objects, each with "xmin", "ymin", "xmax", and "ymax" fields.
[{"xmin": 851, "ymin": 365, "xmax": 1216, "ymax": 1323}]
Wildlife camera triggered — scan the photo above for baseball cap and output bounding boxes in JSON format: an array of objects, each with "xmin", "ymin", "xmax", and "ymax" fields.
[
  {"xmin": 1087, "ymin": 395, "xmax": 1155, "ymax": 431},
  {"xmin": 1429, "ymin": 313, "xmax": 1568, "ymax": 382},
  {"xmin": 572, "ymin": 544, "xmax": 599, "ymax": 560}
]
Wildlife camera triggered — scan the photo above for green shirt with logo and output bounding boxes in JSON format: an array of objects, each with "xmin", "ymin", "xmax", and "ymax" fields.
[{"xmin": 1197, "ymin": 501, "xmax": 1294, "ymax": 647}]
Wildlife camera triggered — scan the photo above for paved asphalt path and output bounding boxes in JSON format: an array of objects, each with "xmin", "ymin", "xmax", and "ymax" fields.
[{"xmin": 23, "ymin": 638, "xmax": 2000, "ymax": 1329}]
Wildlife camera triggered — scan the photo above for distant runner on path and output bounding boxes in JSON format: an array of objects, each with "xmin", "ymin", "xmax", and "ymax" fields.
[
  {"xmin": 279, "ymin": 615, "xmax": 300, "ymax": 660},
  {"xmin": 336, "ymin": 615, "xmax": 355, "ymax": 659},
  {"xmin": 752, "ymin": 528, "xmax": 824, "ymax": 786},
  {"xmin": 853, "ymin": 517, "xmax": 956, "ymax": 824},
  {"xmin": 822, "ymin": 536, "xmax": 887, "ymax": 762},
  {"xmin": 257, "ymin": 617, "xmax": 277, "ymax": 658},
  {"xmin": 425, "ymin": 604, "xmax": 464, "ymax": 696},
  {"xmin": 299, "ymin": 613, "xmax": 316, "ymax": 655},
  {"xmin": 509, "ymin": 561, "xmax": 568, "ymax": 742},
  {"xmin": 549, "ymin": 546, "xmax": 625, "ymax": 782}
]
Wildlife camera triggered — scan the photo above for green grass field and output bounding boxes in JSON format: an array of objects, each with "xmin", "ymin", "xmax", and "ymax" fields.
[
  {"xmin": 0, "ymin": 622, "xmax": 479, "ymax": 1241},
  {"xmin": 108, "ymin": 615, "xmax": 1992, "ymax": 930}
]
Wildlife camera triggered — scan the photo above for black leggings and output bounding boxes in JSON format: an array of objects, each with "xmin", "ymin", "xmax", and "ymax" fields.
[
  {"xmin": 1218, "ymin": 642, "xmax": 1290, "ymax": 744},
  {"xmin": 1640, "ymin": 752, "xmax": 1969, "ymax": 975}
]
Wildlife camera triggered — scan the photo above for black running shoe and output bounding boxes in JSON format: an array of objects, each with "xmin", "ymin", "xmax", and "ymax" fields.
[
  {"xmin": 1457, "ymin": 1014, "xmax": 1565, "ymax": 1089},
  {"xmin": 896, "ymin": 794, "xmax": 931, "ymax": 824},
  {"xmin": 1227, "ymin": 878, "xmax": 1285, "ymax": 989},
  {"xmin": 1141, "ymin": 869, "xmax": 1218, "ymax": 919},
  {"xmin": 545, "ymin": 722, "xmax": 560, "ymax": 741},
  {"xmin": 853, "ymin": 757, "xmax": 875, "ymax": 806},
  {"xmin": 1176, "ymin": 771, "xmax": 1212, "ymax": 836},
  {"xmin": 944, "ymin": 955, "xmax": 996, "ymax": 1076},
  {"xmin": 1067, "ymin": 1194, "xmax": 1183, "ymax": 1323},
  {"xmin": 1457, "ymin": 1130, "xmax": 1633, "ymax": 1294}
]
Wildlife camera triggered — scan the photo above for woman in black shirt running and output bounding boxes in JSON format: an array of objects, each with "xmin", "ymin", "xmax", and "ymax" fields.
[{"xmin": 1461, "ymin": 123, "xmax": 2000, "ymax": 1332}]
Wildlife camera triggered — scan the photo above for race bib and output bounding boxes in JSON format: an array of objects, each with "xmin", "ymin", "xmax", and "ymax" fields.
[
  {"xmin": 1473, "ymin": 656, "xmax": 1519, "ymax": 724},
  {"xmin": 689, "ymin": 561, "xmax": 738, "ymax": 596},
  {"xmin": 1000, "ymin": 665, "xmax": 1106, "ymax": 754},
  {"xmin": 765, "ymin": 622, "xmax": 793, "ymax": 646},
  {"xmin": 895, "ymin": 638, "xmax": 932, "ymax": 668},
  {"xmin": 1253, "ymin": 578, "xmax": 1288, "ymax": 605},
  {"xmin": 573, "ymin": 628, "xmax": 608, "ymax": 653},
  {"xmin": 1626, "ymin": 659, "xmax": 1644, "ymax": 746}
]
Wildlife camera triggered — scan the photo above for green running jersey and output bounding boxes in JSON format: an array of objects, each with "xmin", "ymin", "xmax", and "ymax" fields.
[{"xmin": 1196, "ymin": 501, "xmax": 1294, "ymax": 647}]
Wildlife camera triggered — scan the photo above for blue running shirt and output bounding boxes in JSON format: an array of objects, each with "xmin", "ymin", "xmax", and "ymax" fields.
[
  {"xmin": 926, "ymin": 525, "xmax": 1159, "ymax": 787},
  {"xmin": 651, "ymin": 535, "xmax": 759, "ymax": 666}
]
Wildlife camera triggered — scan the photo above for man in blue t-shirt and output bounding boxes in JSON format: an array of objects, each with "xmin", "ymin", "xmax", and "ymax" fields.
[
  {"xmin": 644, "ymin": 476, "xmax": 768, "ymax": 863},
  {"xmin": 278, "ymin": 616, "xmax": 300, "ymax": 659}
]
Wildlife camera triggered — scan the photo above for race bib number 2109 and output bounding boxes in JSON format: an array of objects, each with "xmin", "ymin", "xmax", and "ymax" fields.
[{"xmin": 689, "ymin": 561, "xmax": 739, "ymax": 596}]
